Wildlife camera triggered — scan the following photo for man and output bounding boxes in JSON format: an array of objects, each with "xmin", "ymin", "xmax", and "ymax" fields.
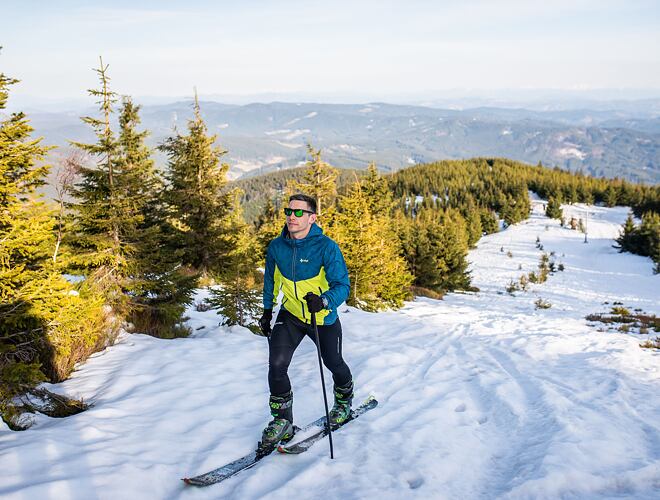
[{"xmin": 258, "ymin": 193, "xmax": 353, "ymax": 448}]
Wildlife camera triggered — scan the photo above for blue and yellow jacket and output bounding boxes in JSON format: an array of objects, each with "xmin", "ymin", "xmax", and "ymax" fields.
[{"xmin": 263, "ymin": 223, "xmax": 350, "ymax": 326}]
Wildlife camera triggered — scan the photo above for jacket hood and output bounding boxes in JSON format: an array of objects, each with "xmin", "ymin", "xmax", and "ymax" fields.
[{"xmin": 280, "ymin": 222, "xmax": 324, "ymax": 244}]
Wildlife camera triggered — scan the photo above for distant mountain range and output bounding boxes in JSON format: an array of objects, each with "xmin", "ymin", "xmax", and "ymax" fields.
[{"xmin": 19, "ymin": 100, "xmax": 660, "ymax": 184}]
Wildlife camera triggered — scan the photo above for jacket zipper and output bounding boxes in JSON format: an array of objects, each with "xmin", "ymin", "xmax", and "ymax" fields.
[{"xmin": 293, "ymin": 244, "xmax": 306, "ymax": 320}]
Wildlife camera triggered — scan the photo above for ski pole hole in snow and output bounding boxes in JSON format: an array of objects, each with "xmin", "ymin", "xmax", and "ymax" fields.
[{"xmin": 406, "ymin": 475, "xmax": 425, "ymax": 490}]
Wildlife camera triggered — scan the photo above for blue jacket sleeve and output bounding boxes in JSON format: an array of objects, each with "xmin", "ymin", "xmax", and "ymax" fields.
[
  {"xmin": 320, "ymin": 240, "xmax": 350, "ymax": 310},
  {"xmin": 263, "ymin": 242, "xmax": 277, "ymax": 309}
]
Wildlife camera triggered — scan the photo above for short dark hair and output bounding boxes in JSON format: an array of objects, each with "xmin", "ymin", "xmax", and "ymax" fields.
[{"xmin": 289, "ymin": 193, "xmax": 317, "ymax": 214}]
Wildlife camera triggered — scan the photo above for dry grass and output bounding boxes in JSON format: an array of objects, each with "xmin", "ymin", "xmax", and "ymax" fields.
[
  {"xmin": 535, "ymin": 298, "xmax": 552, "ymax": 309},
  {"xmin": 640, "ymin": 338, "xmax": 660, "ymax": 349},
  {"xmin": 586, "ymin": 306, "xmax": 659, "ymax": 350},
  {"xmin": 585, "ymin": 311, "xmax": 659, "ymax": 331},
  {"xmin": 411, "ymin": 286, "xmax": 445, "ymax": 300}
]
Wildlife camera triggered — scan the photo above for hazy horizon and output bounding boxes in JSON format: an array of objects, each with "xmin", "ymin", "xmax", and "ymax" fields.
[
  {"xmin": 3, "ymin": 0, "xmax": 660, "ymax": 111},
  {"xmin": 7, "ymin": 87, "xmax": 660, "ymax": 114}
]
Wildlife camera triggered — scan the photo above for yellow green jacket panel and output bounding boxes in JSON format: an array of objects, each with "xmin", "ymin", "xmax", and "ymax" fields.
[{"xmin": 263, "ymin": 223, "xmax": 350, "ymax": 325}]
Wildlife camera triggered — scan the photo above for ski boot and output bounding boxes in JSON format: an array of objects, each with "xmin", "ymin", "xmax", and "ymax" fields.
[
  {"xmin": 328, "ymin": 380, "xmax": 354, "ymax": 427},
  {"xmin": 258, "ymin": 391, "xmax": 295, "ymax": 454}
]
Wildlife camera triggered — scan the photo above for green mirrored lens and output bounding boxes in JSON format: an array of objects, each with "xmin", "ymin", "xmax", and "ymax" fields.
[{"xmin": 284, "ymin": 208, "xmax": 305, "ymax": 216}]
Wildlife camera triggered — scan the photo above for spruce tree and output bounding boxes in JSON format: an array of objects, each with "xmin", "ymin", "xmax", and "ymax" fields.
[
  {"xmin": 393, "ymin": 208, "xmax": 419, "ymax": 274},
  {"xmin": 0, "ymin": 63, "xmax": 110, "ymax": 424},
  {"xmin": 160, "ymin": 95, "xmax": 233, "ymax": 279},
  {"xmin": 288, "ymin": 144, "xmax": 338, "ymax": 218},
  {"xmin": 362, "ymin": 162, "xmax": 394, "ymax": 216},
  {"xmin": 465, "ymin": 205, "xmax": 484, "ymax": 247},
  {"xmin": 404, "ymin": 209, "xmax": 471, "ymax": 292},
  {"xmin": 0, "ymin": 67, "xmax": 53, "ymax": 410},
  {"xmin": 616, "ymin": 213, "xmax": 638, "ymax": 254},
  {"xmin": 255, "ymin": 198, "xmax": 285, "ymax": 260},
  {"xmin": 480, "ymin": 209, "xmax": 499, "ymax": 234},
  {"xmin": 115, "ymin": 97, "xmax": 196, "ymax": 337},
  {"xmin": 604, "ymin": 186, "xmax": 618, "ymax": 207},
  {"xmin": 410, "ymin": 216, "xmax": 448, "ymax": 291},
  {"xmin": 328, "ymin": 179, "xmax": 412, "ymax": 311},
  {"xmin": 637, "ymin": 212, "xmax": 660, "ymax": 266},
  {"xmin": 546, "ymin": 197, "xmax": 563, "ymax": 220},
  {"xmin": 208, "ymin": 191, "xmax": 262, "ymax": 332},
  {"xmin": 499, "ymin": 194, "xmax": 519, "ymax": 226},
  {"xmin": 67, "ymin": 58, "xmax": 128, "ymax": 310},
  {"xmin": 433, "ymin": 209, "xmax": 471, "ymax": 290}
]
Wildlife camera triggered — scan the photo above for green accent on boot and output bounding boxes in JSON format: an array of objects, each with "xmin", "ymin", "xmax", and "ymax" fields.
[
  {"xmin": 328, "ymin": 400, "xmax": 352, "ymax": 426},
  {"xmin": 269, "ymin": 391, "xmax": 293, "ymax": 420},
  {"xmin": 261, "ymin": 418, "xmax": 294, "ymax": 446},
  {"xmin": 329, "ymin": 381, "xmax": 353, "ymax": 426}
]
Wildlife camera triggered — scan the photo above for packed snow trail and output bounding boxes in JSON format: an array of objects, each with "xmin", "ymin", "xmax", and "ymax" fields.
[{"xmin": 1, "ymin": 203, "xmax": 658, "ymax": 499}]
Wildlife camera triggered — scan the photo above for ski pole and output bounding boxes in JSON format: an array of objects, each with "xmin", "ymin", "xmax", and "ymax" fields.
[{"xmin": 311, "ymin": 310, "xmax": 334, "ymax": 459}]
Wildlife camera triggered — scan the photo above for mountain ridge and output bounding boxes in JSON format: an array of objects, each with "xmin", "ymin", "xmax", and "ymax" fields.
[{"xmin": 17, "ymin": 100, "xmax": 660, "ymax": 184}]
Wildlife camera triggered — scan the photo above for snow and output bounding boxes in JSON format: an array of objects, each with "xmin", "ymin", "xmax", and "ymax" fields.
[
  {"xmin": 228, "ymin": 156, "xmax": 286, "ymax": 179},
  {"xmin": 62, "ymin": 274, "xmax": 85, "ymax": 284},
  {"xmin": 284, "ymin": 113, "xmax": 316, "ymax": 126},
  {"xmin": 1, "ymin": 203, "xmax": 659, "ymax": 499},
  {"xmin": 283, "ymin": 129, "xmax": 310, "ymax": 140},
  {"xmin": 556, "ymin": 146, "xmax": 587, "ymax": 160},
  {"xmin": 275, "ymin": 141, "xmax": 303, "ymax": 149}
]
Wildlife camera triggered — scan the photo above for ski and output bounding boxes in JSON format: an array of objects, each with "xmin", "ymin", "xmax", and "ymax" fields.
[
  {"xmin": 277, "ymin": 396, "xmax": 378, "ymax": 455},
  {"xmin": 182, "ymin": 419, "xmax": 323, "ymax": 487},
  {"xmin": 182, "ymin": 396, "xmax": 378, "ymax": 486}
]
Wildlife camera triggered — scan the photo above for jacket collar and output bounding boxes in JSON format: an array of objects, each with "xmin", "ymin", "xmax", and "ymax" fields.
[{"xmin": 280, "ymin": 222, "xmax": 323, "ymax": 246}]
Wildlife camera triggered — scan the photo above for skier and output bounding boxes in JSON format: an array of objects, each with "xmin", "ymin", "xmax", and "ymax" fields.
[{"xmin": 258, "ymin": 193, "xmax": 354, "ymax": 449}]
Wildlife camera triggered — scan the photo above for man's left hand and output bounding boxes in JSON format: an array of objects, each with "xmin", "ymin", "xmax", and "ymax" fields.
[{"xmin": 304, "ymin": 292, "xmax": 325, "ymax": 313}]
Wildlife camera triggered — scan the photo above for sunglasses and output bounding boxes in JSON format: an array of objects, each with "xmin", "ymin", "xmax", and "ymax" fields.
[{"xmin": 284, "ymin": 208, "xmax": 315, "ymax": 217}]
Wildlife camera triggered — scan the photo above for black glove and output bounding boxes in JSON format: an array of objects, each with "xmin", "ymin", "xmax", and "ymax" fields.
[
  {"xmin": 304, "ymin": 292, "xmax": 325, "ymax": 314},
  {"xmin": 258, "ymin": 309, "xmax": 273, "ymax": 337}
]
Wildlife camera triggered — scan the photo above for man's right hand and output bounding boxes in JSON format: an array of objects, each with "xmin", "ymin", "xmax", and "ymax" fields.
[{"xmin": 258, "ymin": 309, "xmax": 273, "ymax": 337}]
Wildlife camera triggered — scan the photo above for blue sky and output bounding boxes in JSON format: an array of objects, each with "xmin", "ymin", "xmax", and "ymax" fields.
[{"xmin": 2, "ymin": 0, "xmax": 659, "ymax": 104}]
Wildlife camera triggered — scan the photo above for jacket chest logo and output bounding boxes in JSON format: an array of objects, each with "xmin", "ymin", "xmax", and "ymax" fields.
[{"xmin": 299, "ymin": 258, "xmax": 309, "ymax": 263}]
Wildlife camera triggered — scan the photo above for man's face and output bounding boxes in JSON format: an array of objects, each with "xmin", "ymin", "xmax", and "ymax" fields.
[{"xmin": 286, "ymin": 200, "xmax": 317, "ymax": 239}]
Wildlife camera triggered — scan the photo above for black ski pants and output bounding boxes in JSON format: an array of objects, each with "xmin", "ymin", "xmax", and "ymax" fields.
[{"xmin": 268, "ymin": 308, "xmax": 352, "ymax": 396}]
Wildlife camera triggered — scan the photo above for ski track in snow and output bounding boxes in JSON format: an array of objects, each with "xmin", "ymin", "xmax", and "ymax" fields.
[{"xmin": 1, "ymin": 203, "xmax": 659, "ymax": 499}]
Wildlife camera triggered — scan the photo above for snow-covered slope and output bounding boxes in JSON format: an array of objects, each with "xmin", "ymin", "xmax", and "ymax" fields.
[{"xmin": 1, "ymin": 203, "xmax": 658, "ymax": 499}]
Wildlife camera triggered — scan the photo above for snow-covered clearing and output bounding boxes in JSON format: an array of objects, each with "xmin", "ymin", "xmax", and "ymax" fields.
[{"xmin": 1, "ymin": 203, "xmax": 658, "ymax": 499}]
